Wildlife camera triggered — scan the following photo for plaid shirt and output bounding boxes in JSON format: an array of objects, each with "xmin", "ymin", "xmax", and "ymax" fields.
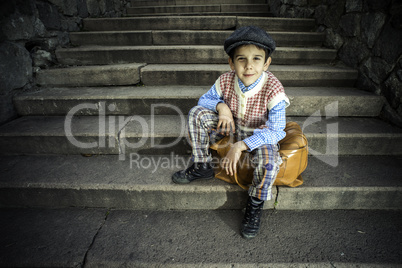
[{"xmin": 198, "ymin": 72, "xmax": 288, "ymax": 151}]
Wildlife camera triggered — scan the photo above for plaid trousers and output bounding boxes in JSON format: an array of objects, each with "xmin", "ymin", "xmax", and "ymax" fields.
[{"xmin": 188, "ymin": 106, "xmax": 282, "ymax": 201}]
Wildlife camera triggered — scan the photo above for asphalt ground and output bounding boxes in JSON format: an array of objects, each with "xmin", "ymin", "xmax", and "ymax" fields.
[{"xmin": 0, "ymin": 208, "xmax": 401, "ymax": 267}]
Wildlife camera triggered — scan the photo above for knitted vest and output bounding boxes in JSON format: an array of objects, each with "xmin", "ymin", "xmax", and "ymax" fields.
[{"xmin": 215, "ymin": 71, "xmax": 289, "ymax": 131}]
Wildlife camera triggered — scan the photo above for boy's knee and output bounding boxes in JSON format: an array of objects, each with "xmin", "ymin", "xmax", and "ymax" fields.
[
  {"xmin": 255, "ymin": 144, "xmax": 278, "ymax": 155},
  {"xmin": 188, "ymin": 106, "xmax": 217, "ymax": 122},
  {"xmin": 188, "ymin": 106, "xmax": 205, "ymax": 117},
  {"xmin": 253, "ymin": 145, "xmax": 280, "ymax": 165}
]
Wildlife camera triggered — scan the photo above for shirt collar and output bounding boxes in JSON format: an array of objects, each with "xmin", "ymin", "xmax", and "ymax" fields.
[{"xmin": 238, "ymin": 74, "xmax": 264, "ymax": 93}]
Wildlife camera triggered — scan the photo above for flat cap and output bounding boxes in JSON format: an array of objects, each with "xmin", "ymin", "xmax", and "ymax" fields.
[{"xmin": 224, "ymin": 26, "xmax": 276, "ymax": 57}]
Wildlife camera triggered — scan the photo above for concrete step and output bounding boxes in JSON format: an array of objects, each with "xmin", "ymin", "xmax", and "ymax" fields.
[
  {"xmin": 126, "ymin": 4, "xmax": 270, "ymax": 16},
  {"xmin": 127, "ymin": 12, "xmax": 273, "ymax": 17},
  {"xmin": 131, "ymin": 0, "xmax": 268, "ymax": 6},
  {"xmin": 35, "ymin": 64, "xmax": 356, "ymax": 88},
  {"xmin": 141, "ymin": 64, "xmax": 358, "ymax": 87},
  {"xmin": 117, "ymin": 116, "xmax": 402, "ymax": 156},
  {"xmin": 0, "ymin": 116, "xmax": 401, "ymax": 155},
  {"xmin": 56, "ymin": 46, "xmax": 336, "ymax": 65},
  {"xmin": 69, "ymin": 30, "xmax": 325, "ymax": 47},
  {"xmin": 0, "ymin": 154, "xmax": 401, "ymax": 210},
  {"xmin": 82, "ymin": 16, "xmax": 316, "ymax": 32},
  {"xmin": 15, "ymin": 86, "xmax": 384, "ymax": 117},
  {"xmin": 0, "ymin": 116, "xmax": 121, "ymax": 155},
  {"xmin": 36, "ymin": 63, "xmax": 145, "ymax": 87},
  {"xmin": 1, "ymin": 208, "xmax": 402, "ymax": 267}
]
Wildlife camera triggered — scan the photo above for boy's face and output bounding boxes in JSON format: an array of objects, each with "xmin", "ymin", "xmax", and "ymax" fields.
[{"xmin": 228, "ymin": 44, "xmax": 271, "ymax": 87}]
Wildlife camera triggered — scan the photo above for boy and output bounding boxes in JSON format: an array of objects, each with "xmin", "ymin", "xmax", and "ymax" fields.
[{"xmin": 172, "ymin": 26, "xmax": 290, "ymax": 239}]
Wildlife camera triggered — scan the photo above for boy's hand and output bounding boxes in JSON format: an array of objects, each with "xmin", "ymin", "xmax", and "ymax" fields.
[
  {"xmin": 216, "ymin": 103, "xmax": 235, "ymax": 135},
  {"xmin": 223, "ymin": 141, "xmax": 249, "ymax": 176}
]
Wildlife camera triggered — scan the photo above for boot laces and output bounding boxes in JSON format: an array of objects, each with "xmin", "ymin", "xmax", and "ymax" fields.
[
  {"xmin": 185, "ymin": 163, "xmax": 198, "ymax": 175},
  {"xmin": 244, "ymin": 203, "xmax": 262, "ymax": 227}
]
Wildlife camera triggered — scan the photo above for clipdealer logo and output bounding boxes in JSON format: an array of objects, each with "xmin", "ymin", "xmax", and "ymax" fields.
[
  {"xmin": 64, "ymin": 102, "xmax": 186, "ymax": 161},
  {"xmin": 302, "ymin": 101, "xmax": 339, "ymax": 167},
  {"xmin": 64, "ymin": 101, "xmax": 339, "ymax": 168}
]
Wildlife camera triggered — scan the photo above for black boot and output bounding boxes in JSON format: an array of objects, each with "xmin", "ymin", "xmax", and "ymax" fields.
[
  {"xmin": 172, "ymin": 162, "xmax": 214, "ymax": 184},
  {"xmin": 241, "ymin": 196, "xmax": 264, "ymax": 239}
]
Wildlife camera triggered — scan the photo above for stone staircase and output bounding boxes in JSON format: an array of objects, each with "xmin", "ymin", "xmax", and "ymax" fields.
[
  {"xmin": 1, "ymin": 0, "xmax": 402, "ymax": 212},
  {"xmin": 126, "ymin": 0, "xmax": 273, "ymax": 17}
]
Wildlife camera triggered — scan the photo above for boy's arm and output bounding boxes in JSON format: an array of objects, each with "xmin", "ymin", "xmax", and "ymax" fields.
[
  {"xmin": 198, "ymin": 84, "xmax": 224, "ymax": 112},
  {"xmin": 199, "ymin": 84, "xmax": 235, "ymax": 135},
  {"xmin": 216, "ymin": 102, "xmax": 235, "ymax": 136},
  {"xmin": 224, "ymin": 101, "xmax": 286, "ymax": 176},
  {"xmin": 243, "ymin": 100, "xmax": 287, "ymax": 151},
  {"xmin": 223, "ymin": 138, "xmax": 249, "ymax": 176}
]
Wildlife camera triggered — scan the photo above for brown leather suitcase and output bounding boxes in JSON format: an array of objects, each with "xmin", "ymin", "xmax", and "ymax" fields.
[{"xmin": 210, "ymin": 122, "xmax": 308, "ymax": 189}]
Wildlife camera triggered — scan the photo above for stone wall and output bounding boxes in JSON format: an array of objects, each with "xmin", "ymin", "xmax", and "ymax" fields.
[
  {"xmin": 269, "ymin": 0, "xmax": 402, "ymax": 127},
  {"xmin": 0, "ymin": 0, "xmax": 130, "ymax": 125}
]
